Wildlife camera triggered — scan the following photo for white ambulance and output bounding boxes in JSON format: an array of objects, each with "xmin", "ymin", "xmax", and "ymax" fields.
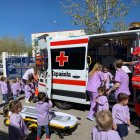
[{"xmin": 37, "ymin": 29, "xmax": 140, "ymax": 110}]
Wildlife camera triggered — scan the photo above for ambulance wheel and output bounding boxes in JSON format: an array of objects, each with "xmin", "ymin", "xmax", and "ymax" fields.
[{"xmin": 55, "ymin": 100, "xmax": 72, "ymax": 110}]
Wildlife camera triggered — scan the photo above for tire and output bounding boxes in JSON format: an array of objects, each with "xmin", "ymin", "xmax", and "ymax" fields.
[
  {"xmin": 12, "ymin": 68, "xmax": 16, "ymax": 73},
  {"xmin": 55, "ymin": 100, "xmax": 72, "ymax": 110}
]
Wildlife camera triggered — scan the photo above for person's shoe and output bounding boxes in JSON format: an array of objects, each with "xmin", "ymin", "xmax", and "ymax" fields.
[
  {"xmin": 2, "ymin": 100, "xmax": 6, "ymax": 103},
  {"xmin": 86, "ymin": 116, "xmax": 95, "ymax": 121}
]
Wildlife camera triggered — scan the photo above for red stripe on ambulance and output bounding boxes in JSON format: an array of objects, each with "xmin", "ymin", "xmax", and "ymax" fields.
[
  {"xmin": 39, "ymin": 83, "xmax": 46, "ymax": 87},
  {"xmin": 53, "ymin": 79, "xmax": 86, "ymax": 86},
  {"xmin": 50, "ymin": 38, "xmax": 88, "ymax": 46}
]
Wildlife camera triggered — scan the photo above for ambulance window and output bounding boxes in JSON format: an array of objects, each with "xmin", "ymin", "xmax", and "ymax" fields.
[{"xmin": 51, "ymin": 47, "xmax": 86, "ymax": 70}]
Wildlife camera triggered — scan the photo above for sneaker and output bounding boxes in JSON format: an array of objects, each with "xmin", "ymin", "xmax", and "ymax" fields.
[
  {"xmin": 86, "ymin": 116, "xmax": 95, "ymax": 121},
  {"xmin": 2, "ymin": 100, "xmax": 6, "ymax": 103}
]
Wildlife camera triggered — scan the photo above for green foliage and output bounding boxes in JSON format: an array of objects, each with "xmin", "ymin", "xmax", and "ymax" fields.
[
  {"xmin": 0, "ymin": 35, "xmax": 31, "ymax": 55},
  {"xmin": 111, "ymin": 20, "xmax": 128, "ymax": 32},
  {"xmin": 62, "ymin": 0, "xmax": 139, "ymax": 34}
]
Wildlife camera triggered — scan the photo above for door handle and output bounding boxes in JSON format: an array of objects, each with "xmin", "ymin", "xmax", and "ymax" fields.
[{"xmin": 72, "ymin": 75, "xmax": 80, "ymax": 78}]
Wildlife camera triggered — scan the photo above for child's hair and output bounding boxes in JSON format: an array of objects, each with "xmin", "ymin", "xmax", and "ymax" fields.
[
  {"xmin": 114, "ymin": 59, "xmax": 123, "ymax": 69},
  {"xmin": 95, "ymin": 110, "xmax": 113, "ymax": 131},
  {"xmin": 12, "ymin": 78, "xmax": 17, "ymax": 83},
  {"xmin": 38, "ymin": 92, "xmax": 47, "ymax": 101},
  {"xmin": 89, "ymin": 62, "xmax": 102, "ymax": 78},
  {"xmin": 26, "ymin": 80, "xmax": 30, "ymax": 85},
  {"xmin": 103, "ymin": 66, "xmax": 109, "ymax": 71},
  {"xmin": 9, "ymin": 100, "xmax": 22, "ymax": 113},
  {"xmin": 117, "ymin": 93, "xmax": 129, "ymax": 102},
  {"xmin": 16, "ymin": 77, "xmax": 20, "ymax": 81},
  {"xmin": 1, "ymin": 77, "xmax": 6, "ymax": 81},
  {"xmin": 28, "ymin": 74, "xmax": 34, "ymax": 81},
  {"xmin": 97, "ymin": 87, "xmax": 105, "ymax": 95}
]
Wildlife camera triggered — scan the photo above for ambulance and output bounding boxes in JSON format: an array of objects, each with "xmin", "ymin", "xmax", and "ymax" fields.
[{"xmin": 35, "ymin": 29, "xmax": 140, "ymax": 110}]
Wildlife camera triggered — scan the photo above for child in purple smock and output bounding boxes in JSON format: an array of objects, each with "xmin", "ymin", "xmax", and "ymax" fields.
[
  {"xmin": 24, "ymin": 80, "xmax": 32, "ymax": 103},
  {"xmin": 107, "ymin": 59, "xmax": 130, "ymax": 99},
  {"xmin": 16, "ymin": 77, "xmax": 22, "ymax": 95},
  {"xmin": 96, "ymin": 87, "xmax": 109, "ymax": 112},
  {"xmin": 36, "ymin": 92, "xmax": 53, "ymax": 140},
  {"xmin": 92, "ymin": 110, "xmax": 121, "ymax": 140},
  {"xmin": 11, "ymin": 79, "xmax": 19, "ymax": 100},
  {"xmin": 20, "ymin": 79, "xmax": 25, "ymax": 95},
  {"xmin": 28, "ymin": 78, "xmax": 35, "ymax": 102},
  {"xmin": 86, "ymin": 62, "xmax": 104, "ymax": 121},
  {"xmin": 103, "ymin": 66, "xmax": 113, "ymax": 90},
  {"xmin": 1, "ymin": 77, "xmax": 8, "ymax": 103},
  {"xmin": 8, "ymin": 100, "xmax": 27, "ymax": 140},
  {"xmin": 112, "ymin": 93, "xmax": 131, "ymax": 139}
]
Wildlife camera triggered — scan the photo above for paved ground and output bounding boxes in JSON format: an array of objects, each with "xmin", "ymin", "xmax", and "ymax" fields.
[{"xmin": 0, "ymin": 95, "xmax": 140, "ymax": 140}]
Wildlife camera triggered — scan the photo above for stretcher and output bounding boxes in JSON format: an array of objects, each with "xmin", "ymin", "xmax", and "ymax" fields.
[{"xmin": 3, "ymin": 105, "xmax": 78, "ymax": 139}]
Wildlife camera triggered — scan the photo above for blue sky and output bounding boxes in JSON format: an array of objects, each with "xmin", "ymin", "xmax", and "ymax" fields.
[{"xmin": 0, "ymin": 0, "xmax": 140, "ymax": 44}]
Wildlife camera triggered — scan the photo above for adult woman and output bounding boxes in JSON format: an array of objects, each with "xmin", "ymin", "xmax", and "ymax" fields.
[
  {"xmin": 107, "ymin": 59, "xmax": 130, "ymax": 99},
  {"xmin": 86, "ymin": 62, "xmax": 104, "ymax": 121}
]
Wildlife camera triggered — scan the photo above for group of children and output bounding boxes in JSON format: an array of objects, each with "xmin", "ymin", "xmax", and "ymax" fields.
[
  {"xmin": 8, "ymin": 90, "xmax": 130, "ymax": 140},
  {"xmin": 0, "ymin": 63, "xmax": 132, "ymax": 140},
  {"xmin": 92, "ymin": 91, "xmax": 130, "ymax": 140},
  {"xmin": 8, "ymin": 92, "xmax": 52, "ymax": 140},
  {"xmin": 88, "ymin": 65, "xmax": 131, "ymax": 140},
  {"xmin": 0, "ymin": 75, "xmax": 36, "ymax": 103}
]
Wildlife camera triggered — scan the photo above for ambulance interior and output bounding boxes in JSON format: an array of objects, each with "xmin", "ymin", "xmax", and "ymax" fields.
[{"xmin": 87, "ymin": 33, "xmax": 138, "ymax": 104}]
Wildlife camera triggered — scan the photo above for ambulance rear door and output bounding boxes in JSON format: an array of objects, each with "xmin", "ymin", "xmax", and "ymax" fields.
[
  {"xmin": 38, "ymin": 37, "xmax": 52, "ymax": 99},
  {"xmin": 50, "ymin": 36, "xmax": 89, "ymax": 104}
]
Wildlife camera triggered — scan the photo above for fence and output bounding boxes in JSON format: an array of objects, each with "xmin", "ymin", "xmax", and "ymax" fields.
[{"xmin": 6, "ymin": 57, "xmax": 35, "ymax": 79}]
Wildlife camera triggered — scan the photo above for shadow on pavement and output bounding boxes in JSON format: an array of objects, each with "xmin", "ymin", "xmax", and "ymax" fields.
[
  {"xmin": 25, "ymin": 131, "xmax": 37, "ymax": 140},
  {"xmin": 0, "ymin": 131, "xmax": 8, "ymax": 140}
]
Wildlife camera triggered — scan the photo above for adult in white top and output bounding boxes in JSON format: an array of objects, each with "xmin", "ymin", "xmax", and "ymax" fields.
[{"xmin": 22, "ymin": 67, "xmax": 38, "ymax": 82}]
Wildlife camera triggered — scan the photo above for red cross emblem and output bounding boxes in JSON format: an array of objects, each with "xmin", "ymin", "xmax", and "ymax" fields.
[{"xmin": 56, "ymin": 51, "xmax": 68, "ymax": 67}]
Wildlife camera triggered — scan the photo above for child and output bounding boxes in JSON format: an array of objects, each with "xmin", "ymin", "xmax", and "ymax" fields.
[
  {"xmin": 28, "ymin": 78, "xmax": 35, "ymax": 102},
  {"xmin": 36, "ymin": 92, "xmax": 53, "ymax": 140},
  {"xmin": 103, "ymin": 66, "xmax": 113, "ymax": 90},
  {"xmin": 8, "ymin": 100, "xmax": 27, "ymax": 140},
  {"xmin": 20, "ymin": 79, "xmax": 25, "ymax": 95},
  {"xmin": 16, "ymin": 77, "xmax": 22, "ymax": 95},
  {"xmin": 96, "ymin": 87, "xmax": 109, "ymax": 112},
  {"xmin": 92, "ymin": 110, "xmax": 121, "ymax": 140},
  {"xmin": 24, "ymin": 80, "xmax": 32, "ymax": 103},
  {"xmin": 11, "ymin": 79, "xmax": 19, "ymax": 100},
  {"xmin": 112, "ymin": 93, "xmax": 131, "ymax": 139},
  {"xmin": 1, "ymin": 77, "xmax": 8, "ymax": 103}
]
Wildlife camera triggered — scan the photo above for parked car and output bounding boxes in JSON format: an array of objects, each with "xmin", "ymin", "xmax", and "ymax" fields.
[
  {"xmin": 0, "ymin": 63, "xmax": 16, "ymax": 74},
  {"xmin": 8, "ymin": 64, "xmax": 16, "ymax": 73}
]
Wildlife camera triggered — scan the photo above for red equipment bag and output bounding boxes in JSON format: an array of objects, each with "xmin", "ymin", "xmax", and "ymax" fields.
[{"xmin": 132, "ymin": 63, "xmax": 140, "ymax": 89}]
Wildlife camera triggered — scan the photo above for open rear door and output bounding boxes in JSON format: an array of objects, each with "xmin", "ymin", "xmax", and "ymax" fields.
[{"xmin": 38, "ymin": 38, "xmax": 52, "ymax": 99}]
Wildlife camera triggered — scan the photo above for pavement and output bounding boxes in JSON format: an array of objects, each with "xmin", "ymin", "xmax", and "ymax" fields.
[{"xmin": 0, "ymin": 95, "xmax": 140, "ymax": 140}]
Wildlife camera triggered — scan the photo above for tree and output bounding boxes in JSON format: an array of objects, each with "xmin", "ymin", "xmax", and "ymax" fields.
[
  {"xmin": 111, "ymin": 20, "xmax": 129, "ymax": 32},
  {"xmin": 0, "ymin": 35, "xmax": 31, "ymax": 55},
  {"xmin": 62, "ymin": 0, "xmax": 139, "ymax": 34}
]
